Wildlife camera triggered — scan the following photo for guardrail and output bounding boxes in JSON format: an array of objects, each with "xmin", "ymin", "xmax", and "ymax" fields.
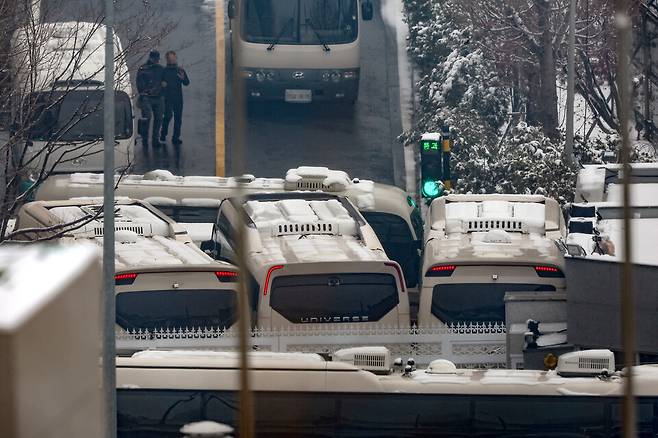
[{"xmin": 117, "ymin": 323, "xmax": 507, "ymax": 368}]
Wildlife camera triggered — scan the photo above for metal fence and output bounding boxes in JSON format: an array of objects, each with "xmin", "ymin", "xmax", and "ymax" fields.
[{"xmin": 116, "ymin": 323, "xmax": 507, "ymax": 367}]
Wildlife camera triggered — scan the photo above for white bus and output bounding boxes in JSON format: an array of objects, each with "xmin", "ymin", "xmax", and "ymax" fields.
[
  {"xmin": 35, "ymin": 166, "xmax": 425, "ymax": 287},
  {"xmin": 228, "ymin": 0, "xmax": 373, "ymax": 103},
  {"xmin": 10, "ymin": 22, "xmax": 134, "ymax": 175},
  {"xmin": 13, "ymin": 198, "xmax": 240, "ymax": 333},
  {"xmin": 206, "ymin": 192, "xmax": 410, "ymax": 328},
  {"xmin": 418, "ymin": 194, "xmax": 567, "ymax": 327},
  {"xmin": 116, "ymin": 348, "xmax": 658, "ymax": 437}
]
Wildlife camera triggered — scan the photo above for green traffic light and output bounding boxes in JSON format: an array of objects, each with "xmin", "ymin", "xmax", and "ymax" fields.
[{"xmin": 421, "ymin": 179, "xmax": 443, "ymax": 199}]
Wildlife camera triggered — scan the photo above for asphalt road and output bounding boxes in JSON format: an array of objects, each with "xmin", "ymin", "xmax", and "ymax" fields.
[{"xmin": 41, "ymin": 0, "xmax": 405, "ymax": 187}]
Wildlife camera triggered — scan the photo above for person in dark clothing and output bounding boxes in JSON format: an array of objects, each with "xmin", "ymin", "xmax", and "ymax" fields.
[
  {"xmin": 160, "ymin": 51, "xmax": 190, "ymax": 145},
  {"xmin": 136, "ymin": 50, "xmax": 165, "ymax": 147}
]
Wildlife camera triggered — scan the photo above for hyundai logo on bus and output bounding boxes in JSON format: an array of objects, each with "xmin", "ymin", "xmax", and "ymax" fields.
[
  {"xmin": 292, "ymin": 71, "xmax": 305, "ymax": 80},
  {"xmin": 327, "ymin": 276, "xmax": 341, "ymax": 287}
]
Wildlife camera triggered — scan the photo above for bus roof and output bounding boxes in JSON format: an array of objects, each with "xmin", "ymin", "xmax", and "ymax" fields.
[
  {"xmin": 15, "ymin": 198, "xmax": 230, "ymax": 271},
  {"xmin": 35, "ymin": 166, "xmax": 414, "ymax": 218},
  {"xmin": 232, "ymin": 193, "xmax": 388, "ymax": 265},
  {"xmin": 425, "ymin": 194, "xmax": 564, "ymax": 267},
  {"xmin": 116, "ymin": 350, "xmax": 658, "ymax": 397},
  {"xmin": 575, "ymin": 163, "xmax": 658, "ymax": 205},
  {"xmin": 11, "ymin": 21, "xmax": 130, "ymax": 92}
]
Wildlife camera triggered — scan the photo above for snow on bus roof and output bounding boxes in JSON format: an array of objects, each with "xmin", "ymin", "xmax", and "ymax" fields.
[
  {"xmin": 245, "ymin": 198, "xmax": 357, "ymax": 235},
  {"xmin": 44, "ymin": 167, "xmax": 390, "ymax": 213},
  {"xmin": 131, "ymin": 350, "xmax": 325, "ymax": 362},
  {"xmin": 436, "ymin": 198, "xmax": 546, "ymax": 235},
  {"xmin": 243, "ymin": 198, "xmax": 386, "ymax": 264},
  {"xmin": 12, "ymin": 22, "xmax": 129, "ymax": 91},
  {"xmin": 109, "ymin": 235, "xmax": 214, "ymax": 270},
  {"xmin": 48, "ymin": 203, "xmax": 172, "ymax": 237}
]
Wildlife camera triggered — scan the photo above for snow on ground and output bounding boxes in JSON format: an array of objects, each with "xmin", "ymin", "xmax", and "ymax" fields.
[{"xmin": 556, "ymin": 81, "xmax": 611, "ymax": 143}]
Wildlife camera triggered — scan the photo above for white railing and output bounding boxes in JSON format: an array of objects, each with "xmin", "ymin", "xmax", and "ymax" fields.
[{"xmin": 116, "ymin": 323, "xmax": 507, "ymax": 368}]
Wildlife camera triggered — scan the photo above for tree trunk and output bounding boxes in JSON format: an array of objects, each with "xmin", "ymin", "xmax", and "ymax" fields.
[
  {"xmin": 525, "ymin": 63, "xmax": 543, "ymax": 125},
  {"xmin": 536, "ymin": 0, "xmax": 560, "ymax": 139}
]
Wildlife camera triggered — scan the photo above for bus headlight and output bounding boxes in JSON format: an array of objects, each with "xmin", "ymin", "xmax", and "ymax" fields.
[{"xmin": 342, "ymin": 70, "xmax": 359, "ymax": 80}]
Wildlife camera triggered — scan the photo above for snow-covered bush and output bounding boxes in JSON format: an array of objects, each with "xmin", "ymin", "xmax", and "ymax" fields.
[{"xmin": 403, "ymin": 0, "xmax": 580, "ymax": 202}]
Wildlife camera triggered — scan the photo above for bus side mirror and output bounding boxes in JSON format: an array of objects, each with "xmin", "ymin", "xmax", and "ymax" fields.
[
  {"xmin": 361, "ymin": 1, "xmax": 373, "ymax": 21},
  {"xmin": 228, "ymin": 0, "xmax": 237, "ymax": 19}
]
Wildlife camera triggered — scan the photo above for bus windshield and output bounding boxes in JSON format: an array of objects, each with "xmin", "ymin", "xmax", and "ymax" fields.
[
  {"xmin": 243, "ymin": 0, "xmax": 358, "ymax": 45},
  {"xmin": 25, "ymin": 89, "xmax": 133, "ymax": 142}
]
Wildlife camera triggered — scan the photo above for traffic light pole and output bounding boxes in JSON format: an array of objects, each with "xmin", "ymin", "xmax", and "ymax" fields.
[{"xmin": 441, "ymin": 127, "xmax": 452, "ymax": 190}]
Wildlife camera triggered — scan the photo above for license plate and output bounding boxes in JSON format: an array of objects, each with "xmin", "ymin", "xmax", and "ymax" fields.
[{"xmin": 285, "ymin": 89, "xmax": 312, "ymax": 103}]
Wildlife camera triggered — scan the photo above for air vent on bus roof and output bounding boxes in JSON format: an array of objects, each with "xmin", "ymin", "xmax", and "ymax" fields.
[
  {"xmin": 295, "ymin": 180, "xmax": 327, "ymax": 191},
  {"xmin": 284, "ymin": 167, "xmax": 352, "ymax": 192},
  {"xmin": 271, "ymin": 221, "xmax": 338, "ymax": 237},
  {"xmin": 94, "ymin": 224, "xmax": 151, "ymax": 237},
  {"xmin": 465, "ymin": 219, "xmax": 525, "ymax": 233},
  {"xmin": 333, "ymin": 347, "xmax": 392, "ymax": 374},
  {"xmin": 556, "ymin": 350, "xmax": 615, "ymax": 377},
  {"xmin": 73, "ymin": 223, "xmax": 154, "ymax": 238}
]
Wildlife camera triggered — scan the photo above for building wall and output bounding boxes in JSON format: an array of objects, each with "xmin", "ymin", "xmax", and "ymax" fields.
[{"xmin": 566, "ymin": 257, "xmax": 658, "ymax": 355}]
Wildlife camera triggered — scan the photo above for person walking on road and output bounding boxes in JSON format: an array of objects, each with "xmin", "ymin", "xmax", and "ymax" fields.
[
  {"xmin": 160, "ymin": 51, "xmax": 190, "ymax": 146},
  {"xmin": 136, "ymin": 50, "xmax": 165, "ymax": 148}
]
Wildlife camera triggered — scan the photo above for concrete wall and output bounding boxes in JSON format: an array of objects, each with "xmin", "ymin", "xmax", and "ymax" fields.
[
  {"xmin": 566, "ymin": 257, "xmax": 658, "ymax": 354},
  {"xmin": 0, "ymin": 245, "xmax": 103, "ymax": 438}
]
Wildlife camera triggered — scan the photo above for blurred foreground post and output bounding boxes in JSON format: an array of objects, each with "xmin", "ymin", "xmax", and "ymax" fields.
[
  {"xmin": 230, "ymin": 0, "xmax": 255, "ymax": 435},
  {"xmin": 614, "ymin": 0, "xmax": 636, "ymax": 436},
  {"xmin": 102, "ymin": 0, "xmax": 116, "ymax": 435}
]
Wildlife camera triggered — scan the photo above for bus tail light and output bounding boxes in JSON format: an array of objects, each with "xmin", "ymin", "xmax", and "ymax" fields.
[
  {"xmin": 263, "ymin": 265, "xmax": 284, "ymax": 295},
  {"xmin": 385, "ymin": 262, "xmax": 406, "ymax": 293},
  {"xmin": 426, "ymin": 264, "xmax": 456, "ymax": 277},
  {"xmin": 215, "ymin": 270, "xmax": 239, "ymax": 282},
  {"xmin": 115, "ymin": 272, "xmax": 138, "ymax": 285},
  {"xmin": 534, "ymin": 265, "xmax": 565, "ymax": 278}
]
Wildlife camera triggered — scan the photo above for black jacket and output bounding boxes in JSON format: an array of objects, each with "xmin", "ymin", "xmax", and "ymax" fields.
[
  {"xmin": 136, "ymin": 60, "xmax": 165, "ymax": 97},
  {"xmin": 162, "ymin": 64, "xmax": 190, "ymax": 103}
]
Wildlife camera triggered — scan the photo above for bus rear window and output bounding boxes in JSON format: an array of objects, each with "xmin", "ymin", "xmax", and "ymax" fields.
[
  {"xmin": 116, "ymin": 290, "xmax": 237, "ymax": 330},
  {"xmin": 431, "ymin": 283, "xmax": 556, "ymax": 324},
  {"xmin": 270, "ymin": 273, "xmax": 399, "ymax": 323}
]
